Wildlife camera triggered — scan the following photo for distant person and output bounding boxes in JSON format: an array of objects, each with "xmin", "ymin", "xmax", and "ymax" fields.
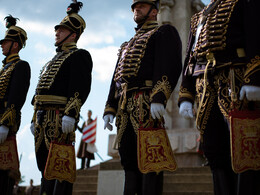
[
  {"xmin": 25, "ymin": 179, "xmax": 35, "ymax": 195},
  {"xmin": 77, "ymin": 110, "xmax": 95, "ymax": 169},
  {"xmin": 13, "ymin": 181, "xmax": 21, "ymax": 195},
  {"xmin": 0, "ymin": 15, "xmax": 30, "ymax": 195},
  {"xmin": 30, "ymin": 1, "xmax": 92, "ymax": 194}
]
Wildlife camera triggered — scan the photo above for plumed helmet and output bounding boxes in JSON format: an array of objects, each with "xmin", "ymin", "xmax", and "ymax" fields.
[
  {"xmin": 131, "ymin": 0, "xmax": 160, "ymax": 11},
  {"xmin": 0, "ymin": 15, "xmax": 27, "ymax": 48},
  {"xmin": 55, "ymin": 0, "xmax": 86, "ymax": 37}
]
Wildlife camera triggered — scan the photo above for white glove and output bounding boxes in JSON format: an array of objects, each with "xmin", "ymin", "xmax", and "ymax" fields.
[
  {"xmin": 62, "ymin": 115, "xmax": 75, "ymax": 134},
  {"xmin": 150, "ymin": 103, "xmax": 165, "ymax": 119},
  {"xmin": 30, "ymin": 122, "xmax": 35, "ymax": 136},
  {"xmin": 0, "ymin": 125, "xmax": 9, "ymax": 144},
  {"xmin": 103, "ymin": 114, "xmax": 114, "ymax": 131},
  {"xmin": 240, "ymin": 85, "xmax": 260, "ymax": 101},
  {"xmin": 179, "ymin": 101, "xmax": 194, "ymax": 119}
]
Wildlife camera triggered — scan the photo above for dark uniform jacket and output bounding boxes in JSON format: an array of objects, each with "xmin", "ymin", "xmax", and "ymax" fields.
[
  {"xmin": 104, "ymin": 21, "xmax": 182, "ymax": 146},
  {"xmin": 0, "ymin": 54, "xmax": 30, "ymax": 135},
  {"xmin": 32, "ymin": 42, "xmax": 92, "ymax": 151},
  {"xmin": 178, "ymin": 0, "xmax": 260, "ymax": 132},
  {"xmin": 104, "ymin": 21, "xmax": 182, "ymax": 115}
]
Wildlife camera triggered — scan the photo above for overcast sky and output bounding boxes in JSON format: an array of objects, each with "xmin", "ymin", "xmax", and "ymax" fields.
[{"xmin": 0, "ymin": 0, "xmax": 210, "ymax": 186}]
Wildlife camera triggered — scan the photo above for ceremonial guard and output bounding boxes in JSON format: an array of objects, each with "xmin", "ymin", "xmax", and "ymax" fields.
[
  {"xmin": 0, "ymin": 15, "xmax": 30, "ymax": 194},
  {"xmin": 178, "ymin": 0, "xmax": 260, "ymax": 194},
  {"xmin": 30, "ymin": 1, "xmax": 92, "ymax": 194},
  {"xmin": 103, "ymin": 0, "xmax": 182, "ymax": 194}
]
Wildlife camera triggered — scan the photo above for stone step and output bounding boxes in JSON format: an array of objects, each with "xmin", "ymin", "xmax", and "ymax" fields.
[
  {"xmin": 75, "ymin": 175, "xmax": 98, "ymax": 183},
  {"xmin": 163, "ymin": 182, "xmax": 213, "ymax": 192},
  {"xmin": 164, "ymin": 173, "xmax": 212, "ymax": 183},
  {"xmin": 165, "ymin": 166, "xmax": 211, "ymax": 174},
  {"xmin": 77, "ymin": 168, "xmax": 99, "ymax": 176},
  {"xmin": 72, "ymin": 190, "xmax": 97, "ymax": 195},
  {"xmin": 73, "ymin": 183, "xmax": 97, "ymax": 191},
  {"xmin": 163, "ymin": 192, "xmax": 213, "ymax": 195},
  {"xmin": 73, "ymin": 167, "xmax": 99, "ymax": 194}
]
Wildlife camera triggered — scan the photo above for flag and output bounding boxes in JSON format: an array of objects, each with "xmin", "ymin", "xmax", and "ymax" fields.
[{"xmin": 82, "ymin": 117, "xmax": 97, "ymax": 144}]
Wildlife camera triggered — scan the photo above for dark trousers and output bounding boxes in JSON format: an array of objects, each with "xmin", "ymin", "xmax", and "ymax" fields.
[
  {"xmin": 0, "ymin": 170, "xmax": 15, "ymax": 195},
  {"xmin": 119, "ymin": 120, "xmax": 163, "ymax": 195},
  {"xmin": 80, "ymin": 158, "xmax": 91, "ymax": 169},
  {"xmin": 202, "ymin": 101, "xmax": 238, "ymax": 195},
  {"xmin": 36, "ymin": 141, "xmax": 73, "ymax": 195}
]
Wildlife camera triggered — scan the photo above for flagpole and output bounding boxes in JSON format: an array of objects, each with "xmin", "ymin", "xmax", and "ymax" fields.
[{"xmin": 95, "ymin": 152, "xmax": 104, "ymax": 162}]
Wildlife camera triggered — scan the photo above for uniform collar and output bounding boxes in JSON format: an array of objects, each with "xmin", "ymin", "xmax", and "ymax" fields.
[
  {"xmin": 3, "ymin": 53, "xmax": 20, "ymax": 64},
  {"xmin": 56, "ymin": 42, "xmax": 77, "ymax": 52},
  {"xmin": 135, "ymin": 21, "xmax": 159, "ymax": 32}
]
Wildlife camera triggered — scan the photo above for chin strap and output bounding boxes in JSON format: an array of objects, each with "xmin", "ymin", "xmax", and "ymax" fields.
[
  {"xmin": 55, "ymin": 31, "xmax": 74, "ymax": 47},
  {"xmin": 139, "ymin": 5, "xmax": 155, "ymax": 25},
  {"xmin": 7, "ymin": 41, "xmax": 14, "ymax": 57}
]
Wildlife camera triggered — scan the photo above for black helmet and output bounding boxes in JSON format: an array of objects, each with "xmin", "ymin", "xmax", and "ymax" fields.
[
  {"xmin": 131, "ymin": 0, "xmax": 160, "ymax": 11},
  {"xmin": 55, "ymin": 1, "xmax": 86, "ymax": 37},
  {"xmin": 0, "ymin": 15, "xmax": 27, "ymax": 48}
]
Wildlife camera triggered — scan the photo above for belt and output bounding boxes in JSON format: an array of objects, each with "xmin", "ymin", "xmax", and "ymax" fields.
[
  {"xmin": 117, "ymin": 80, "xmax": 153, "ymax": 110},
  {"xmin": 34, "ymin": 95, "xmax": 67, "ymax": 106}
]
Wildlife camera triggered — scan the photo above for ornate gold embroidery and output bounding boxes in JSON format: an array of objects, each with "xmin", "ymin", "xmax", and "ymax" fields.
[
  {"xmin": 104, "ymin": 105, "xmax": 117, "ymax": 115},
  {"xmin": 0, "ymin": 61, "xmax": 19, "ymax": 99},
  {"xmin": 244, "ymin": 55, "xmax": 260, "ymax": 83},
  {"xmin": 36, "ymin": 49, "xmax": 78, "ymax": 91},
  {"xmin": 114, "ymin": 91, "xmax": 153, "ymax": 148},
  {"xmin": 0, "ymin": 105, "xmax": 16, "ymax": 126},
  {"xmin": 230, "ymin": 115, "xmax": 260, "ymax": 173},
  {"xmin": 150, "ymin": 76, "xmax": 172, "ymax": 101},
  {"xmin": 178, "ymin": 86, "xmax": 195, "ymax": 102},
  {"xmin": 192, "ymin": 0, "xmax": 239, "ymax": 57},
  {"xmin": 195, "ymin": 77, "xmax": 216, "ymax": 138},
  {"xmin": 64, "ymin": 92, "xmax": 82, "ymax": 118},
  {"xmin": 114, "ymin": 21, "xmax": 159, "ymax": 83}
]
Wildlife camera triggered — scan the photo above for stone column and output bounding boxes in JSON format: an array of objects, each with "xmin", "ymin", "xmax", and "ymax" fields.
[{"xmin": 158, "ymin": 0, "xmax": 205, "ymax": 167}]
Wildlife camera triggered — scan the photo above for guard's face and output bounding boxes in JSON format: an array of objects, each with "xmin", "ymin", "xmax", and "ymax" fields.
[
  {"xmin": 55, "ymin": 26, "xmax": 72, "ymax": 45},
  {"xmin": 133, "ymin": 3, "xmax": 152, "ymax": 24},
  {"xmin": 1, "ymin": 40, "xmax": 12, "ymax": 56}
]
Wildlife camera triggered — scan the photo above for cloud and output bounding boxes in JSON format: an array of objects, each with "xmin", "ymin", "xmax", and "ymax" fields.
[
  {"xmin": 89, "ymin": 46, "xmax": 119, "ymax": 82},
  {"xmin": 17, "ymin": 123, "xmax": 31, "ymax": 142},
  {"xmin": 28, "ymin": 152, "xmax": 36, "ymax": 160}
]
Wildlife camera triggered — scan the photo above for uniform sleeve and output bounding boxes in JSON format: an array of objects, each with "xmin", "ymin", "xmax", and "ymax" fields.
[
  {"xmin": 150, "ymin": 24, "xmax": 182, "ymax": 106},
  {"xmin": 243, "ymin": 0, "xmax": 260, "ymax": 86},
  {"xmin": 0, "ymin": 61, "xmax": 31, "ymax": 129},
  {"xmin": 178, "ymin": 29, "xmax": 197, "ymax": 106},
  {"xmin": 64, "ymin": 49, "xmax": 93, "ymax": 119},
  {"xmin": 103, "ymin": 62, "xmax": 119, "ymax": 117}
]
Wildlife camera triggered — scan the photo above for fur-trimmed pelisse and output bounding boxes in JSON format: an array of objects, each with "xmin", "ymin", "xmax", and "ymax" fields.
[
  {"xmin": 0, "ymin": 15, "xmax": 27, "ymax": 48},
  {"xmin": 55, "ymin": 0, "xmax": 86, "ymax": 36}
]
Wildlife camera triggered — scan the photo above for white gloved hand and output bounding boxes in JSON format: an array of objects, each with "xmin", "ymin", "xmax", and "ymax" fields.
[
  {"xmin": 150, "ymin": 103, "xmax": 165, "ymax": 119},
  {"xmin": 62, "ymin": 115, "xmax": 76, "ymax": 134},
  {"xmin": 30, "ymin": 122, "xmax": 35, "ymax": 136},
  {"xmin": 240, "ymin": 85, "xmax": 260, "ymax": 101},
  {"xmin": 103, "ymin": 114, "xmax": 114, "ymax": 131},
  {"xmin": 0, "ymin": 125, "xmax": 9, "ymax": 144},
  {"xmin": 179, "ymin": 101, "xmax": 194, "ymax": 119}
]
